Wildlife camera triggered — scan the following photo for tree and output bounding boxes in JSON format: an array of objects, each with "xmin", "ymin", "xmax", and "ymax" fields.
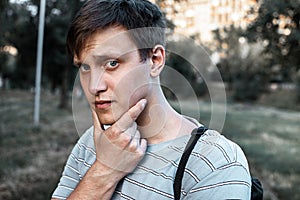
[
  {"xmin": 245, "ymin": 0, "xmax": 300, "ymax": 101},
  {"xmin": 40, "ymin": 0, "xmax": 84, "ymax": 108},
  {"xmin": 213, "ymin": 25, "xmax": 271, "ymax": 101},
  {"xmin": 0, "ymin": 2, "xmax": 38, "ymax": 89},
  {"xmin": 165, "ymin": 39, "xmax": 210, "ymax": 99},
  {"xmin": 1, "ymin": 0, "xmax": 83, "ymax": 108}
]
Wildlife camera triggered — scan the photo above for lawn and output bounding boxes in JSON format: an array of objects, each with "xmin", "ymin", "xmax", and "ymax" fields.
[
  {"xmin": 0, "ymin": 90, "xmax": 299, "ymax": 199},
  {"xmin": 171, "ymin": 99, "xmax": 300, "ymax": 200},
  {"xmin": 0, "ymin": 90, "xmax": 78, "ymax": 199}
]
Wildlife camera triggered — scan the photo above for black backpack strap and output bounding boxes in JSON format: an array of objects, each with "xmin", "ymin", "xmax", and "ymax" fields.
[
  {"xmin": 173, "ymin": 126, "xmax": 264, "ymax": 200},
  {"xmin": 251, "ymin": 177, "xmax": 263, "ymax": 200},
  {"xmin": 173, "ymin": 126, "xmax": 208, "ymax": 200}
]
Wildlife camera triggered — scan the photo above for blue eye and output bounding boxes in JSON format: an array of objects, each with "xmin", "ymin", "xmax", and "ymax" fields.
[
  {"xmin": 80, "ymin": 64, "xmax": 91, "ymax": 72},
  {"xmin": 105, "ymin": 60, "xmax": 119, "ymax": 69}
]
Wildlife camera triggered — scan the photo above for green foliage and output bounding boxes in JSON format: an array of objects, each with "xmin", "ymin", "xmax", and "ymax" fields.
[
  {"xmin": 0, "ymin": 0, "xmax": 83, "ymax": 89},
  {"xmin": 0, "ymin": 0, "xmax": 84, "ymax": 108},
  {"xmin": 165, "ymin": 39, "xmax": 209, "ymax": 98},
  {"xmin": 246, "ymin": 0, "xmax": 300, "ymax": 66},
  {"xmin": 213, "ymin": 26, "xmax": 271, "ymax": 101},
  {"xmin": 245, "ymin": 0, "xmax": 300, "ymax": 100},
  {"xmin": 232, "ymin": 69, "xmax": 269, "ymax": 101},
  {"xmin": 213, "ymin": 1, "xmax": 300, "ymax": 102},
  {"xmin": 0, "ymin": 2, "xmax": 36, "ymax": 88},
  {"xmin": 42, "ymin": 0, "xmax": 83, "ymax": 92}
]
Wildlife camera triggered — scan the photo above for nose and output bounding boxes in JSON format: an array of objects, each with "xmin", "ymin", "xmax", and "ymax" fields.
[{"xmin": 89, "ymin": 68, "xmax": 108, "ymax": 95}]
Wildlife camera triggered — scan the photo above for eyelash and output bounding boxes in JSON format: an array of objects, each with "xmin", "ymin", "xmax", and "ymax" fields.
[
  {"xmin": 104, "ymin": 60, "xmax": 120, "ymax": 70},
  {"xmin": 79, "ymin": 64, "xmax": 90, "ymax": 73},
  {"xmin": 75, "ymin": 59, "xmax": 120, "ymax": 73}
]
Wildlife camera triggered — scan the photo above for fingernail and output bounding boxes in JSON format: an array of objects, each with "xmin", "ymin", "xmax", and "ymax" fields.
[{"xmin": 141, "ymin": 99, "xmax": 147, "ymax": 109}]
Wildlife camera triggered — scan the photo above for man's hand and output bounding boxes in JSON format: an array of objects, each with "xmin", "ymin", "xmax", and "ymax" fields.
[
  {"xmin": 65, "ymin": 100, "xmax": 148, "ymax": 200},
  {"xmin": 92, "ymin": 99, "xmax": 148, "ymax": 174}
]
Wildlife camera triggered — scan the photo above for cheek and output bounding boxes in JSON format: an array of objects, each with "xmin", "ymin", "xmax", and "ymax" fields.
[
  {"xmin": 80, "ymin": 75, "xmax": 92, "ymax": 99},
  {"xmin": 113, "ymin": 65, "xmax": 150, "ymax": 106},
  {"xmin": 127, "ymin": 85, "xmax": 149, "ymax": 107}
]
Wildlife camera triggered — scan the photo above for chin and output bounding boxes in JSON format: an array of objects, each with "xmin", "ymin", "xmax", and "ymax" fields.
[
  {"xmin": 97, "ymin": 113, "xmax": 114, "ymax": 124},
  {"xmin": 99, "ymin": 119, "xmax": 115, "ymax": 126},
  {"xmin": 96, "ymin": 112, "xmax": 118, "ymax": 125},
  {"xmin": 96, "ymin": 103, "xmax": 127, "ymax": 125}
]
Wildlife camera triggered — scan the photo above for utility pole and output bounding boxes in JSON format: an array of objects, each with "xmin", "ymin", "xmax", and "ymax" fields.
[{"xmin": 34, "ymin": 0, "xmax": 46, "ymax": 126}]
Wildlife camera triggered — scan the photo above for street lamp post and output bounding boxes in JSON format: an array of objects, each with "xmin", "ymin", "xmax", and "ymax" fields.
[{"xmin": 34, "ymin": 0, "xmax": 46, "ymax": 126}]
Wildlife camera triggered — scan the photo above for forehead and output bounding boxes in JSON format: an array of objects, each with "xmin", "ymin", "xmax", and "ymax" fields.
[{"xmin": 75, "ymin": 26, "xmax": 138, "ymax": 62}]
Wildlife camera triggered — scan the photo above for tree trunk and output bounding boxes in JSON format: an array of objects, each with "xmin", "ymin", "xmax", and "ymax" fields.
[{"xmin": 58, "ymin": 64, "xmax": 69, "ymax": 109}]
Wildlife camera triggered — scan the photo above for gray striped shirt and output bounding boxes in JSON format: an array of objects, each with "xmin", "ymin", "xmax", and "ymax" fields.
[{"xmin": 52, "ymin": 125, "xmax": 251, "ymax": 199}]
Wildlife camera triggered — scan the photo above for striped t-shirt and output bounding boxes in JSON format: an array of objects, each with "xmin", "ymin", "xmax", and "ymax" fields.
[{"xmin": 52, "ymin": 125, "xmax": 251, "ymax": 199}]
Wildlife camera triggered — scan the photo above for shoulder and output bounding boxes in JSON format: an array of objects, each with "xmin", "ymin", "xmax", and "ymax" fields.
[
  {"xmin": 198, "ymin": 129, "xmax": 249, "ymax": 169},
  {"xmin": 183, "ymin": 129, "xmax": 251, "ymax": 184},
  {"xmin": 182, "ymin": 129, "xmax": 251, "ymax": 198},
  {"xmin": 189, "ymin": 129, "xmax": 249, "ymax": 173}
]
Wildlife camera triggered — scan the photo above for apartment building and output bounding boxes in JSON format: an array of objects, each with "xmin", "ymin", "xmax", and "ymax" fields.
[{"xmin": 156, "ymin": 0, "xmax": 258, "ymax": 43}]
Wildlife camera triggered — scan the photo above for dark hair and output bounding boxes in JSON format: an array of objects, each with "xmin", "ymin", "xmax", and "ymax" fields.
[{"xmin": 67, "ymin": 0, "xmax": 166, "ymax": 61}]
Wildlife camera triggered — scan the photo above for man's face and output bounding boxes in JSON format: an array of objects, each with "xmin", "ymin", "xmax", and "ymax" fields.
[{"xmin": 74, "ymin": 26, "xmax": 152, "ymax": 125}]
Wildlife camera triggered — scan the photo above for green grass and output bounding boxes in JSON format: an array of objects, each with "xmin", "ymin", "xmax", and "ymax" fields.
[
  {"xmin": 0, "ymin": 90, "xmax": 77, "ymax": 199},
  {"xmin": 223, "ymin": 107, "xmax": 300, "ymax": 200},
  {"xmin": 171, "ymin": 100, "xmax": 300, "ymax": 200},
  {"xmin": 1, "ymin": 90, "xmax": 299, "ymax": 199},
  {"xmin": 257, "ymin": 89, "xmax": 300, "ymax": 112}
]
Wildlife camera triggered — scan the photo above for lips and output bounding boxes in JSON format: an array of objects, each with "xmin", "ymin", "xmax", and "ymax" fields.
[{"xmin": 94, "ymin": 100, "xmax": 113, "ymax": 109}]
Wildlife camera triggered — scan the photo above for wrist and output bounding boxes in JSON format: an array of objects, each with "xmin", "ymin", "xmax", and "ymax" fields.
[
  {"xmin": 89, "ymin": 159, "xmax": 125, "ymax": 190},
  {"xmin": 68, "ymin": 160, "xmax": 125, "ymax": 200}
]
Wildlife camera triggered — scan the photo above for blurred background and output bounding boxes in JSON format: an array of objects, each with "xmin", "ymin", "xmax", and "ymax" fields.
[{"xmin": 0, "ymin": 0, "xmax": 299, "ymax": 199}]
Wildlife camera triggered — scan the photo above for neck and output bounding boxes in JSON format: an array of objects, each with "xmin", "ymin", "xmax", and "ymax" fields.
[{"xmin": 137, "ymin": 87, "xmax": 198, "ymax": 144}]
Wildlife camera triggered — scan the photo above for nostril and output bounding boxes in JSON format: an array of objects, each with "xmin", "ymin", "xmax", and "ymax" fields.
[
  {"xmin": 95, "ymin": 90, "xmax": 100, "ymax": 96},
  {"xmin": 89, "ymin": 74, "xmax": 108, "ymax": 95}
]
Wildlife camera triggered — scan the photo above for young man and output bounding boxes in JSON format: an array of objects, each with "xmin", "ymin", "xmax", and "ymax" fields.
[{"xmin": 52, "ymin": 0, "xmax": 251, "ymax": 199}]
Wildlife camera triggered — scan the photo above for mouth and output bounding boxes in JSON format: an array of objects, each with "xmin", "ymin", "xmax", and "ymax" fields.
[{"xmin": 94, "ymin": 100, "xmax": 113, "ymax": 110}]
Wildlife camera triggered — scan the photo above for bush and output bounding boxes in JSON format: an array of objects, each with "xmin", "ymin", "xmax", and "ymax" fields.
[
  {"xmin": 164, "ymin": 39, "xmax": 210, "ymax": 99},
  {"xmin": 232, "ymin": 70, "xmax": 268, "ymax": 101}
]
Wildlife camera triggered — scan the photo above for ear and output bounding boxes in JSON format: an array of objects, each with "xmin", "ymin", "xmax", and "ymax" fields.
[{"xmin": 150, "ymin": 45, "xmax": 165, "ymax": 77}]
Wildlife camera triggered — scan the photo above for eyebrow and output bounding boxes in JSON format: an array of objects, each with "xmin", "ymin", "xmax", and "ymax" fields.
[
  {"xmin": 73, "ymin": 50, "xmax": 136, "ymax": 67},
  {"xmin": 93, "ymin": 54, "xmax": 117, "ymax": 61}
]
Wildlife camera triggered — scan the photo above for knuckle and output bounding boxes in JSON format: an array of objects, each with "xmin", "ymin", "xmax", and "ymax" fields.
[
  {"xmin": 128, "ymin": 109, "xmax": 138, "ymax": 120},
  {"xmin": 119, "ymin": 135, "xmax": 131, "ymax": 148},
  {"xmin": 127, "ymin": 141, "xmax": 138, "ymax": 152},
  {"xmin": 136, "ymin": 147, "xmax": 145, "ymax": 157},
  {"xmin": 110, "ymin": 125, "xmax": 120, "ymax": 134},
  {"xmin": 108, "ymin": 126, "xmax": 122, "ymax": 139}
]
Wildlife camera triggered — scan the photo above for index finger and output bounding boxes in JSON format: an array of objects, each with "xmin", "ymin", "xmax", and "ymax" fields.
[
  {"xmin": 115, "ymin": 99, "xmax": 147, "ymax": 131},
  {"xmin": 91, "ymin": 108, "xmax": 104, "ymax": 131}
]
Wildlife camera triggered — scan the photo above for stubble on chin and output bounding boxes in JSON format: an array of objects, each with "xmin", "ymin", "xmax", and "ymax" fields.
[{"xmin": 96, "ymin": 104, "xmax": 124, "ymax": 126}]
